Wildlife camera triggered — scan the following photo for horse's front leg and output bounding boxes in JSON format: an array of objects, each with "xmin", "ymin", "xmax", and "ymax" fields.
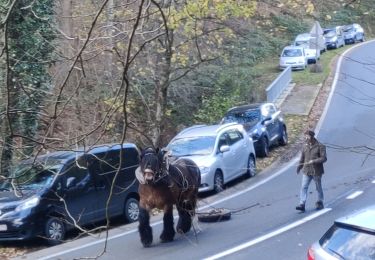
[
  {"xmin": 176, "ymin": 198, "xmax": 195, "ymax": 233},
  {"xmin": 160, "ymin": 204, "xmax": 175, "ymax": 242},
  {"xmin": 138, "ymin": 202, "xmax": 153, "ymax": 247}
]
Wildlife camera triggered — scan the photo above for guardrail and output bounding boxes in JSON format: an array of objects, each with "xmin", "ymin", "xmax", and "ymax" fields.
[{"xmin": 266, "ymin": 66, "xmax": 292, "ymax": 103}]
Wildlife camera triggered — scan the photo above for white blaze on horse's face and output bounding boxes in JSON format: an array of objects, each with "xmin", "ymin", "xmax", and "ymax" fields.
[{"xmin": 144, "ymin": 168, "xmax": 155, "ymax": 182}]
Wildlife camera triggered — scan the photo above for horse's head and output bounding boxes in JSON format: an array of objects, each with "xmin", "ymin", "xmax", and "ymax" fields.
[{"xmin": 139, "ymin": 147, "xmax": 164, "ymax": 183}]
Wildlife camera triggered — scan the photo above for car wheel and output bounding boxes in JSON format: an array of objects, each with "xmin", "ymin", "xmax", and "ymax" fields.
[
  {"xmin": 44, "ymin": 217, "xmax": 65, "ymax": 246},
  {"xmin": 124, "ymin": 197, "xmax": 139, "ymax": 223},
  {"xmin": 360, "ymin": 34, "xmax": 365, "ymax": 42},
  {"xmin": 213, "ymin": 171, "xmax": 224, "ymax": 193},
  {"xmin": 279, "ymin": 127, "xmax": 288, "ymax": 146},
  {"xmin": 197, "ymin": 208, "xmax": 231, "ymax": 223},
  {"xmin": 246, "ymin": 154, "xmax": 256, "ymax": 178},
  {"xmin": 257, "ymin": 137, "xmax": 269, "ymax": 157}
]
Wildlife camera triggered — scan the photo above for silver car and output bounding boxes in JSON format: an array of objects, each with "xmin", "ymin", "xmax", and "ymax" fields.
[
  {"xmin": 308, "ymin": 205, "xmax": 375, "ymax": 260},
  {"xmin": 294, "ymin": 33, "xmax": 321, "ymax": 63},
  {"xmin": 323, "ymin": 26, "xmax": 345, "ymax": 49},
  {"xmin": 279, "ymin": 45, "xmax": 307, "ymax": 70},
  {"xmin": 166, "ymin": 123, "xmax": 256, "ymax": 193},
  {"xmin": 342, "ymin": 23, "xmax": 365, "ymax": 44}
]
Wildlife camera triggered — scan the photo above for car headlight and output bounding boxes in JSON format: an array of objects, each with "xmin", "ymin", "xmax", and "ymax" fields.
[
  {"xmin": 15, "ymin": 196, "xmax": 40, "ymax": 212},
  {"xmin": 199, "ymin": 166, "xmax": 210, "ymax": 174}
]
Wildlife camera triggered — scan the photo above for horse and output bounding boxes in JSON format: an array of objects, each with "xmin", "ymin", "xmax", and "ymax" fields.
[{"xmin": 135, "ymin": 147, "xmax": 201, "ymax": 247}]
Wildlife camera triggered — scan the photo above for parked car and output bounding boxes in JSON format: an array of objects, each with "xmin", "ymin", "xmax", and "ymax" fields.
[
  {"xmin": 279, "ymin": 45, "xmax": 307, "ymax": 70},
  {"xmin": 221, "ymin": 103, "xmax": 288, "ymax": 157},
  {"xmin": 308, "ymin": 205, "xmax": 375, "ymax": 260},
  {"xmin": 0, "ymin": 143, "xmax": 140, "ymax": 245},
  {"xmin": 166, "ymin": 123, "xmax": 257, "ymax": 193},
  {"xmin": 342, "ymin": 23, "xmax": 365, "ymax": 44},
  {"xmin": 294, "ymin": 33, "xmax": 322, "ymax": 63},
  {"xmin": 323, "ymin": 26, "xmax": 345, "ymax": 49}
]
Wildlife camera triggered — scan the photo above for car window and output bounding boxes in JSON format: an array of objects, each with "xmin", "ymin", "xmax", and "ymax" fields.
[
  {"xmin": 218, "ymin": 133, "xmax": 229, "ymax": 148},
  {"xmin": 1, "ymin": 162, "xmax": 62, "ymax": 190},
  {"xmin": 262, "ymin": 104, "xmax": 276, "ymax": 116},
  {"xmin": 320, "ymin": 224, "xmax": 375, "ymax": 260},
  {"xmin": 89, "ymin": 151, "xmax": 119, "ymax": 174},
  {"xmin": 63, "ymin": 162, "xmax": 91, "ymax": 188},
  {"xmin": 122, "ymin": 148, "xmax": 139, "ymax": 168},
  {"xmin": 343, "ymin": 26, "xmax": 354, "ymax": 33},
  {"xmin": 282, "ymin": 49, "xmax": 303, "ymax": 57},
  {"xmin": 226, "ymin": 130, "xmax": 243, "ymax": 145}
]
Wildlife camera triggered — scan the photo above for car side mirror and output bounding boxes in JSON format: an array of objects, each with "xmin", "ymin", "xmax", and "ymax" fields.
[
  {"xmin": 261, "ymin": 116, "xmax": 272, "ymax": 125},
  {"xmin": 66, "ymin": 177, "xmax": 77, "ymax": 189},
  {"xmin": 219, "ymin": 145, "xmax": 230, "ymax": 153}
]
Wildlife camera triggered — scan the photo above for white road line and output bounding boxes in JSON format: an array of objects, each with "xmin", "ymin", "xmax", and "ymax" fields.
[
  {"xmin": 372, "ymin": 179, "xmax": 375, "ymax": 184},
  {"xmin": 346, "ymin": 190, "xmax": 363, "ymax": 199},
  {"xmin": 204, "ymin": 208, "xmax": 332, "ymax": 260}
]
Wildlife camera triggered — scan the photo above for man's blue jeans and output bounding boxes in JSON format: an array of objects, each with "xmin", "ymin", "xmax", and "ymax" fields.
[{"xmin": 299, "ymin": 174, "xmax": 324, "ymax": 205}]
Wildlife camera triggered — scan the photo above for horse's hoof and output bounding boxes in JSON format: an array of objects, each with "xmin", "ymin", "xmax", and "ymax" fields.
[
  {"xmin": 160, "ymin": 233, "xmax": 174, "ymax": 243},
  {"xmin": 142, "ymin": 241, "xmax": 152, "ymax": 248}
]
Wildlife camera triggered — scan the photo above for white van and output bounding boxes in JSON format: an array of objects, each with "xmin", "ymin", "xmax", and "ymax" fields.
[{"xmin": 294, "ymin": 33, "xmax": 324, "ymax": 63}]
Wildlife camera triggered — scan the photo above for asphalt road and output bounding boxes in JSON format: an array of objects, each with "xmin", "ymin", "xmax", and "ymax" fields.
[{"xmin": 16, "ymin": 41, "xmax": 375, "ymax": 260}]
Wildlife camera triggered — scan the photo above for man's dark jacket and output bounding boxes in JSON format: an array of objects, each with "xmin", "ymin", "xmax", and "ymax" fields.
[{"xmin": 298, "ymin": 139, "xmax": 327, "ymax": 176}]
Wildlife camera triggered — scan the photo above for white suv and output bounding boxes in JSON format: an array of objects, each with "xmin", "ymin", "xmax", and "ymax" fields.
[{"xmin": 166, "ymin": 123, "xmax": 256, "ymax": 193}]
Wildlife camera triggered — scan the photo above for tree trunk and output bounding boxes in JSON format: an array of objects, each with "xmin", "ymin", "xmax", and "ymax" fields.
[{"xmin": 152, "ymin": 34, "xmax": 173, "ymax": 147}]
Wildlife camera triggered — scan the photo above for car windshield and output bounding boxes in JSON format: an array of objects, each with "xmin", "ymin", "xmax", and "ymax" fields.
[
  {"xmin": 343, "ymin": 26, "xmax": 354, "ymax": 33},
  {"xmin": 282, "ymin": 49, "xmax": 302, "ymax": 57},
  {"xmin": 320, "ymin": 224, "xmax": 375, "ymax": 259},
  {"xmin": 0, "ymin": 161, "xmax": 63, "ymax": 191},
  {"xmin": 324, "ymin": 31, "xmax": 335, "ymax": 37},
  {"xmin": 223, "ymin": 109, "xmax": 261, "ymax": 125},
  {"xmin": 295, "ymin": 40, "xmax": 309, "ymax": 47},
  {"xmin": 167, "ymin": 136, "xmax": 216, "ymax": 156}
]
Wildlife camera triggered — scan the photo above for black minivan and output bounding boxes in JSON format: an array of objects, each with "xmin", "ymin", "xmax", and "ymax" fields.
[{"xmin": 0, "ymin": 143, "xmax": 140, "ymax": 245}]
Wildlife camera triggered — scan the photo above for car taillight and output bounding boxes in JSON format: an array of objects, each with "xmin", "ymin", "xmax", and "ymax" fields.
[{"xmin": 307, "ymin": 247, "xmax": 315, "ymax": 260}]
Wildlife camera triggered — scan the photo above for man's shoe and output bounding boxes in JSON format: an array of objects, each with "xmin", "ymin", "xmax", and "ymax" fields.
[
  {"xmin": 315, "ymin": 201, "xmax": 324, "ymax": 210},
  {"xmin": 296, "ymin": 204, "xmax": 305, "ymax": 212}
]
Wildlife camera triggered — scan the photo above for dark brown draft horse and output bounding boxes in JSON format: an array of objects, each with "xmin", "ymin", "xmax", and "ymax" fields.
[{"xmin": 136, "ymin": 147, "xmax": 201, "ymax": 247}]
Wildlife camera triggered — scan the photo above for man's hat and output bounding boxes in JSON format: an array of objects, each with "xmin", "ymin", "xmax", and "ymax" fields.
[{"xmin": 304, "ymin": 129, "xmax": 315, "ymax": 137}]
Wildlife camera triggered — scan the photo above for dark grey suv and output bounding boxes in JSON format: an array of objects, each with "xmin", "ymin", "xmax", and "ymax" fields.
[
  {"xmin": 0, "ymin": 143, "xmax": 140, "ymax": 245},
  {"xmin": 221, "ymin": 102, "xmax": 288, "ymax": 157}
]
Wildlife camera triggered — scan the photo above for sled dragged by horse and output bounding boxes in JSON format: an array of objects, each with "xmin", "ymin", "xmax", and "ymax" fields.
[{"xmin": 136, "ymin": 147, "xmax": 201, "ymax": 247}]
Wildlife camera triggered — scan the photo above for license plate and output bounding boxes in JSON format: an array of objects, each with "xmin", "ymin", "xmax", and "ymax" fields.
[{"xmin": 0, "ymin": 224, "xmax": 7, "ymax": 231}]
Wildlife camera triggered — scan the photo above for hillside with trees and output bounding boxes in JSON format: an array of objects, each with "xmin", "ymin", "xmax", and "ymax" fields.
[{"xmin": 0, "ymin": 0, "xmax": 374, "ymax": 174}]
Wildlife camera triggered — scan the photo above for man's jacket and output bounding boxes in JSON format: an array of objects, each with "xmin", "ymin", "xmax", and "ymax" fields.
[{"xmin": 298, "ymin": 140, "xmax": 327, "ymax": 176}]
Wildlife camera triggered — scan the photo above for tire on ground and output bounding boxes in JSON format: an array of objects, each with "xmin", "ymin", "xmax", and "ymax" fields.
[{"xmin": 198, "ymin": 208, "xmax": 231, "ymax": 223}]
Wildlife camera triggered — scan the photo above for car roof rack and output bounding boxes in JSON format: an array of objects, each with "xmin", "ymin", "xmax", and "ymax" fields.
[
  {"xmin": 215, "ymin": 122, "xmax": 238, "ymax": 133},
  {"xmin": 177, "ymin": 124, "xmax": 207, "ymax": 136}
]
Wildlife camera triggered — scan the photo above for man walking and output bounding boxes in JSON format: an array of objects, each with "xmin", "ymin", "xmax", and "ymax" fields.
[{"xmin": 296, "ymin": 130, "xmax": 327, "ymax": 212}]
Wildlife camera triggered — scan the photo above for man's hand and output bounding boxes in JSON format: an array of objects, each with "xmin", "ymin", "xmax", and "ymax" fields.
[{"xmin": 307, "ymin": 160, "xmax": 314, "ymax": 165}]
